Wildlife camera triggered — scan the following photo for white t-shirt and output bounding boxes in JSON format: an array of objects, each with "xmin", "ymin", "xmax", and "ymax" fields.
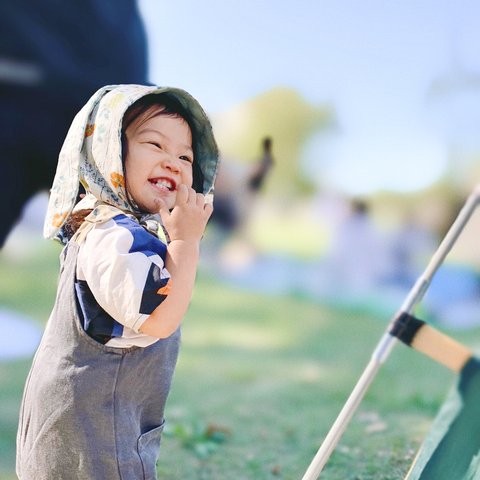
[{"xmin": 75, "ymin": 213, "xmax": 171, "ymax": 348}]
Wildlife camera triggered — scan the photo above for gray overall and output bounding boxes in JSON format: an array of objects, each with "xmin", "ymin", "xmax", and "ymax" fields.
[{"xmin": 16, "ymin": 242, "xmax": 181, "ymax": 479}]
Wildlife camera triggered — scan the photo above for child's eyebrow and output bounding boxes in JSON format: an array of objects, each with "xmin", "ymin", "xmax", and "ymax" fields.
[
  {"xmin": 137, "ymin": 127, "xmax": 166, "ymax": 137},
  {"xmin": 137, "ymin": 128, "xmax": 193, "ymax": 153}
]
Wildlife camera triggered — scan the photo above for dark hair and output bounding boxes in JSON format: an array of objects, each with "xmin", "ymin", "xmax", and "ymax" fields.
[{"xmin": 63, "ymin": 208, "xmax": 94, "ymax": 237}]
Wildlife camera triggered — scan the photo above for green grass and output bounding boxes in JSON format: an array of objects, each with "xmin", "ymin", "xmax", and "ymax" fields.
[{"xmin": 2, "ymin": 243, "xmax": 480, "ymax": 479}]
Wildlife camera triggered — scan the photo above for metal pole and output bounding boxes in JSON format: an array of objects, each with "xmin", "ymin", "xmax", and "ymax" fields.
[{"xmin": 302, "ymin": 186, "xmax": 480, "ymax": 480}]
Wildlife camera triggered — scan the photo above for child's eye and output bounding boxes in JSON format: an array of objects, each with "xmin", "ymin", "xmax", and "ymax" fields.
[
  {"xmin": 148, "ymin": 142, "xmax": 162, "ymax": 149},
  {"xmin": 180, "ymin": 155, "xmax": 193, "ymax": 164}
]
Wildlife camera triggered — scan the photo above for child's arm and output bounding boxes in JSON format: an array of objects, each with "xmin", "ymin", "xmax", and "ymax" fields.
[{"xmin": 139, "ymin": 185, "xmax": 212, "ymax": 339}]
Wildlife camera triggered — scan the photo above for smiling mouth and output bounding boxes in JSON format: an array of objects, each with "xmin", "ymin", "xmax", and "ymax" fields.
[{"xmin": 149, "ymin": 177, "xmax": 176, "ymax": 191}]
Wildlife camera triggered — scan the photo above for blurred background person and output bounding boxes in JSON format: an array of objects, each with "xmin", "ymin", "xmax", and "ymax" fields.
[
  {"xmin": 0, "ymin": 0, "xmax": 149, "ymax": 248},
  {"xmin": 210, "ymin": 136, "xmax": 275, "ymax": 233},
  {"xmin": 314, "ymin": 198, "xmax": 389, "ymax": 302},
  {"xmin": 247, "ymin": 136, "xmax": 275, "ymax": 193},
  {"xmin": 0, "ymin": 0, "xmax": 150, "ymax": 359},
  {"xmin": 206, "ymin": 136, "xmax": 275, "ymax": 270}
]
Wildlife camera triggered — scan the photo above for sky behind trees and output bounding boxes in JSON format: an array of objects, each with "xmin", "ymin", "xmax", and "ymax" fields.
[{"xmin": 140, "ymin": 0, "xmax": 480, "ymax": 195}]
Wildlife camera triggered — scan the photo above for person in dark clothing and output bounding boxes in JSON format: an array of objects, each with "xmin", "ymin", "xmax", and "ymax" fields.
[
  {"xmin": 248, "ymin": 136, "xmax": 274, "ymax": 192},
  {"xmin": 210, "ymin": 136, "xmax": 274, "ymax": 234},
  {"xmin": 0, "ymin": 0, "xmax": 149, "ymax": 247}
]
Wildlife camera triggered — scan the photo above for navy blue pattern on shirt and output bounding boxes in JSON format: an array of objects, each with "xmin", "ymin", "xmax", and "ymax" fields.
[{"xmin": 75, "ymin": 214, "xmax": 170, "ymax": 346}]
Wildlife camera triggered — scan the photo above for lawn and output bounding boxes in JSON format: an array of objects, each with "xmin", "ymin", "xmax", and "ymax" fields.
[{"xmin": 1, "ymin": 240, "xmax": 479, "ymax": 479}]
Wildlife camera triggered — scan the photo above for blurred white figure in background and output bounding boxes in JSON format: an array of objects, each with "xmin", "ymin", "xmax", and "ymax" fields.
[{"xmin": 322, "ymin": 198, "xmax": 389, "ymax": 297}]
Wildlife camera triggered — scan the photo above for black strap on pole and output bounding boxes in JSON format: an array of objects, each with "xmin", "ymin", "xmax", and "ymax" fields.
[{"xmin": 389, "ymin": 312, "xmax": 425, "ymax": 347}]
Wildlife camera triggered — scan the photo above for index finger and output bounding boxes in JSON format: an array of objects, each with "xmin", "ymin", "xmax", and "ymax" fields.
[{"xmin": 175, "ymin": 184, "xmax": 189, "ymax": 205}]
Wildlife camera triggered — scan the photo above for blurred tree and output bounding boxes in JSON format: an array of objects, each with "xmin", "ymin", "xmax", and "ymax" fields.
[{"xmin": 213, "ymin": 87, "xmax": 333, "ymax": 196}]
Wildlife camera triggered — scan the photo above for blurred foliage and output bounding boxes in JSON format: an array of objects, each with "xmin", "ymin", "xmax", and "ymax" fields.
[
  {"xmin": 352, "ymin": 178, "xmax": 480, "ymax": 268},
  {"xmin": 213, "ymin": 87, "xmax": 334, "ymax": 196},
  {"xmin": 164, "ymin": 419, "xmax": 231, "ymax": 459},
  {"xmin": 369, "ymin": 180, "xmax": 464, "ymax": 231}
]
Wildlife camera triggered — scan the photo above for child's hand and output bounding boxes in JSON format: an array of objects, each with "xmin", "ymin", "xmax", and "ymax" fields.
[{"xmin": 156, "ymin": 184, "xmax": 213, "ymax": 243}]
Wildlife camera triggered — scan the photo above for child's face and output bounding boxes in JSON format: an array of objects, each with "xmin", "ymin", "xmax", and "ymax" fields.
[{"xmin": 124, "ymin": 109, "xmax": 194, "ymax": 213}]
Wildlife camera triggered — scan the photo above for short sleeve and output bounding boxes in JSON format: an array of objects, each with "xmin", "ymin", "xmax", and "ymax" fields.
[{"xmin": 77, "ymin": 214, "xmax": 171, "ymax": 333}]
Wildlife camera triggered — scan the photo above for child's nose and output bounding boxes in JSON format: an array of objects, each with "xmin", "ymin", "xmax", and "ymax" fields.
[{"xmin": 162, "ymin": 156, "xmax": 181, "ymax": 173}]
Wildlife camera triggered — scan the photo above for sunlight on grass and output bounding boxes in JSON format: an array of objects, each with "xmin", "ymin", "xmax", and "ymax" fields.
[
  {"xmin": 247, "ymin": 200, "xmax": 330, "ymax": 258},
  {"xmin": 0, "ymin": 240, "xmax": 60, "ymax": 323},
  {"xmin": 295, "ymin": 361, "xmax": 330, "ymax": 383},
  {"xmin": 184, "ymin": 324, "xmax": 301, "ymax": 350},
  {"xmin": 4, "ymin": 238, "xmax": 480, "ymax": 478}
]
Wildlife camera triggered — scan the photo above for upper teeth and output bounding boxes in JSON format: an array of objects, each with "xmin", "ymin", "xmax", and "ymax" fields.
[{"xmin": 155, "ymin": 180, "xmax": 173, "ymax": 190}]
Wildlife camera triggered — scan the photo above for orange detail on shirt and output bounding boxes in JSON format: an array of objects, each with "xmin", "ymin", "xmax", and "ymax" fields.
[
  {"xmin": 111, "ymin": 172, "xmax": 126, "ymax": 189},
  {"xmin": 157, "ymin": 281, "xmax": 171, "ymax": 296},
  {"xmin": 85, "ymin": 124, "xmax": 95, "ymax": 137}
]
